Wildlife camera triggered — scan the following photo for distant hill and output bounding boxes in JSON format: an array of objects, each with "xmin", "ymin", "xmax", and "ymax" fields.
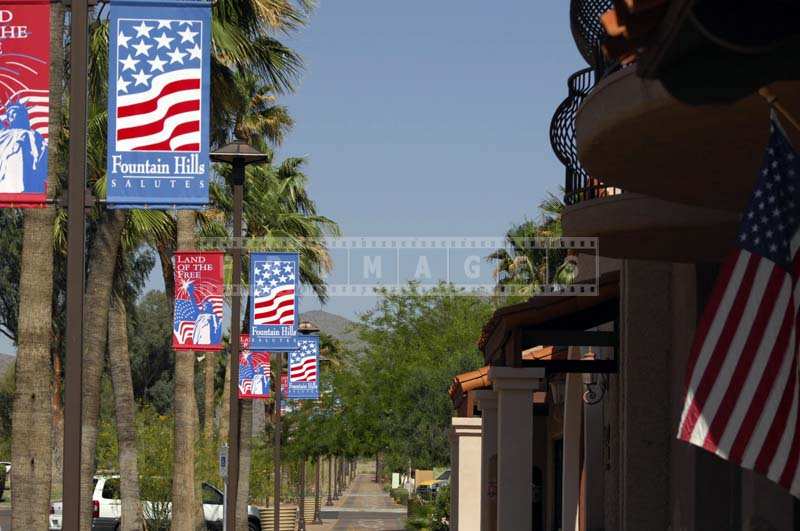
[
  {"xmin": 0, "ymin": 353, "xmax": 14, "ymax": 376},
  {"xmin": 300, "ymin": 310, "xmax": 367, "ymax": 354}
]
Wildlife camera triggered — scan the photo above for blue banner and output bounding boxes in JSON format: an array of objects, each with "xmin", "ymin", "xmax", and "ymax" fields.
[
  {"xmin": 106, "ymin": 0, "xmax": 211, "ymax": 209},
  {"xmin": 288, "ymin": 335, "xmax": 320, "ymax": 400},
  {"xmin": 249, "ymin": 252, "xmax": 299, "ymax": 351}
]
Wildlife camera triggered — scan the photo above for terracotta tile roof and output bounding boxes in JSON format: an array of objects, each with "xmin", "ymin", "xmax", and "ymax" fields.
[
  {"xmin": 448, "ymin": 366, "xmax": 491, "ymax": 407},
  {"xmin": 521, "ymin": 345, "xmax": 569, "ymax": 361}
]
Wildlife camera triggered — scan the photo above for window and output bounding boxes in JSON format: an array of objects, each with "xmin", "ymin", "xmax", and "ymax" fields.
[
  {"xmin": 202, "ymin": 483, "xmax": 223, "ymax": 505},
  {"xmin": 102, "ymin": 479, "xmax": 121, "ymax": 500}
]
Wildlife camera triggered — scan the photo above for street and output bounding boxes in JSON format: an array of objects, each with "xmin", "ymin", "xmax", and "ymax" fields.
[{"xmin": 320, "ymin": 474, "xmax": 406, "ymax": 531}]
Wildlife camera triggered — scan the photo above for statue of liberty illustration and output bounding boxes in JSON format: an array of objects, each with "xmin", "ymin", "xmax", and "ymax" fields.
[
  {"xmin": 0, "ymin": 100, "xmax": 46, "ymax": 194},
  {"xmin": 185, "ymin": 281, "xmax": 223, "ymax": 345}
]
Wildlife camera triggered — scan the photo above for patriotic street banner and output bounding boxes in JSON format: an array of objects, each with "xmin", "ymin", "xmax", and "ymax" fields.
[
  {"xmin": 678, "ymin": 117, "xmax": 800, "ymax": 497},
  {"xmin": 106, "ymin": 0, "xmax": 211, "ymax": 208},
  {"xmin": 0, "ymin": 1, "xmax": 50, "ymax": 207},
  {"xmin": 172, "ymin": 251, "xmax": 224, "ymax": 351},
  {"xmin": 249, "ymin": 252, "xmax": 300, "ymax": 351},
  {"xmin": 280, "ymin": 372, "xmax": 288, "ymax": 413},
  {"xmin": 238, "ymin": 334, "xmax": 271, "ymax": 399},
  {"xmin": 288, "ymin": 335, "xmax": 319, "ymax": 400}
]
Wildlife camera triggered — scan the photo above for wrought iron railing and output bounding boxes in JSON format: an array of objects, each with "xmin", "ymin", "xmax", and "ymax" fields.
[
  {"xmin": 570, "ymin": 0, "xmax": 613, "ymax": 75},
  {"xmin": 550, "ymin": 68, "xmax": 623, "ymax": 206}
]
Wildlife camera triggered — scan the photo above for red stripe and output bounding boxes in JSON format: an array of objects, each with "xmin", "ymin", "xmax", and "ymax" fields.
[
  {"xmin": 131, "ymin": 121, "xmax": 199, "ymax": 152},
  {"xmin": 254, "ymin": 289, "xmax": 294, "ymax": 309},
  {"xmin": 174, "ymin": 143, "xmax": 200, "ymax": 152},
  {"xmin": 680, "ymin": 253, "xmax": 761, "ymax": 440},
  {"xmin": 116, "ymin": 99, "xmax": 199, "ymax": 140},
  {"xmin": 117, "ymin": 78, "xmax": 200, "ymax": 118},
  {"xmin": 728, "ymin": 305, "xmax": 795, "ymax": 462},
  {"xmin": 702, "ymin": 267, "xmax": 787, "ymax": 452},
  {"xmin": 779, "ymin": 380, "xmax": 800, "ymax": 489},
  {"xmin": 255, "ymin": 309, "xmax": 294, "ymax": 324},
  {"xmin": 682, "ymin": 251, "xmax": 743, "ymax": 390},
  {"xmin": 255, "ymin": 303, "xmax": 295, "ymax": 322},
  {"xmin": 754, "ymin": 357, "xmax": 797, "ymax": 475}
]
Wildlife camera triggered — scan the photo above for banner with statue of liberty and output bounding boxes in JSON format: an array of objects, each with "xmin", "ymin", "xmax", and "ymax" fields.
[
  {"xmin": 172, "ymin": 251, "xmax": 224, "ymax": 351},
  {"xmin": 0, "ymin": 1, "xmax": 51, "ymax": 207}
]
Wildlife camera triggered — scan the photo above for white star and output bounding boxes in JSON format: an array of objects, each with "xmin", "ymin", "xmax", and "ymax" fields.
[
  {"xmin": 157, "ymin": 20, "xmax": 173, "ymax": 29},
  {"xmin": 117, "ymin": 76, "xmax": 131, "ymax": 94},
  {"xmin": 167, "ymin": 48, "xmax": 187, "ymax": 64},
  {"xmin": 154, "ymin": 32, "xmax": 174, "ymax": 49},
  {"xmin": 770, "ymin": 244, "xmax": 778, "ymax": 253},
  {"xmin": 119, "ymin": 54, "xmax": 138, "ymax": 72},
  {"xmin": 147, "ymin": 56, "xmax": 167, "ymax": 73},
  {"xmin": 133, "ymin": 21, "xmax": 153, "ymax": 38},
  {"xmin": 132, "ymin": 68, "xmax": 152, "ymax": 87},
  {"xmin": 270, "ymin": 279, "xmax": 278, "ymax": 287},
  {"xmin": 132, "ymin": 39, "xmax": 152, "ymax": 57},
  {"xmin": 118, "ymin": 31, "xmax": 132, "ymax": 48},
  {"xmin": 187, "ymin": 43, "xmax": 202, "ymax": 61},
  {"xmin": 178, "ymin": 26, "xmax": 198, "ymax": 43}
]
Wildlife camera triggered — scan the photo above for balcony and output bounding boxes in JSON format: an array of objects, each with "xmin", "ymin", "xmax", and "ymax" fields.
[{"xmin": 550, "ymin": 69, "xmax": 739, "ymax": 262}]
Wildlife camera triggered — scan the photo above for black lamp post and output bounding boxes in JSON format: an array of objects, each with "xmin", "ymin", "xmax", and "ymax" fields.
[
  {"xmin": 210, "ymin": 141, "xmax": 269, "ymax": 531},
  {"xmin": 326, "ymin": 456, "xmax": 334, "ymax": 506},
  {"xmin": 274, "ymin": 321, "xmax": 320, "ymax": 531}
]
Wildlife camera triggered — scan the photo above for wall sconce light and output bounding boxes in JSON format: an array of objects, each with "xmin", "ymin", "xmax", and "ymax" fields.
[{"xmin": 582, "ymin": 372, "xmax": 607, "ymax": 405}]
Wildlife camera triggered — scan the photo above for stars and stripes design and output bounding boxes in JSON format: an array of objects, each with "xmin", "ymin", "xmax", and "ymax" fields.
[
  {"xmin": 0, "ymin": 88, "xmax": 49, "ymax": 141},
  {"xmin": 253, "ymin": 259, "xmax": 297, "ymax": 325},
  {"xmin": 173, "ymin": 298, "xmax": 197, "ymax": 344},
  {"xmin": 239, "ymin": 350, "xmax": 271, "ymax": 398},
  {"xmin": 290, "ymin": 340, "xmax": 318, "ymax": 383},
  {"xmin": 678, "ymin": 117, "xmax": 800, "ymax": 496},
  {"xmin": 113, "ymin": 17, "xmax": 203, "ymax": 152}
]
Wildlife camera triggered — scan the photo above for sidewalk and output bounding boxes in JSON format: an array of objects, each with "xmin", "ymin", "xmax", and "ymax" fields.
[{"xmin": 314, "ymin": 473, "xmax": 406, "ymax": 530}]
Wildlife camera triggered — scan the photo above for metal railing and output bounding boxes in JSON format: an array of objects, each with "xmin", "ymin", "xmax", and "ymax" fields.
[
  {"xmin": 549, "ymin": 68, "xmax": 623, "ymax": 206},
  {"xmin": 570, "ymin": 0, "xmax": 614, "ymax": 74}
]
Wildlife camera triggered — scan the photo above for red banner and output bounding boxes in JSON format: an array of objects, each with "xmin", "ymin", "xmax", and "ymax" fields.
[
  {"xmin": 239, "ymin": 334, "xmax": 271, "ymax": 399},
  {"xmin": 0, "ymin": 0, "xmax": 51, "ymax": 207},
  {"xmin": 172, "ymin": 251, "xmax": 224, "ymax": 351}
]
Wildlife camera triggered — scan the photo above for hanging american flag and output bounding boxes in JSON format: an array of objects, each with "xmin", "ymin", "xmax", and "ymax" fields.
[
  {"xmin": 106, "ymin": 0, "xmax": 211, "ymax": 209},
  {"xmin": 288, "ymin": 336, "xmax": 319, "ymax": 400},
  {"xmin": 172, "ymin": 251, "xmax": 224, "ymax": 351},
  {"xmin": 253, "ymin": 259, "xmax": 296, "ymax": 325},
  {"xmin": 249, "ymin": 252, "xmax": 300, "ymax": 351},
  {"xmin": 678, "ymin": 116, "xmax": 800, "ymax": 496}
]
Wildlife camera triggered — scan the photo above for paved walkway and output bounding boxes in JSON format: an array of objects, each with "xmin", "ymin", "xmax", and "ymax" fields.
[{"xmin": 316, "ymin": 473, "xmax": 406, "ymax": 530}]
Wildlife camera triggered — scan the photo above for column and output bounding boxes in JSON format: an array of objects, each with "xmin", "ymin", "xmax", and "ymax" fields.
[
  {"xmin": 450, "ymin": 417, "xmax": 482, "ymax": 531},
  {"xmin": 474, "ymin": 390, "xmax": 497, "ymax": 531},
  {"xmin": 490, "ymin": 367, "xmax": 545, "ymax": 531},
  {"xmin": 620, "ymin": 260, "xmax": 672, "ymax": 530}
]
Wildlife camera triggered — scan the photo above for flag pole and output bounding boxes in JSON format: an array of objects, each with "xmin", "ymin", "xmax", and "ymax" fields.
[{"xmin": 759, "ymin": 87, "xmax": 800, "ymax": 134}]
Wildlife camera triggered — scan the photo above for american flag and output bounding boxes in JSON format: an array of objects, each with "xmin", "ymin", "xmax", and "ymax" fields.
[
  {"xmin": 173, "ymin": 298, "xmax": 197, "ymax": 344},
  {"xmin": 253, "ymin": 260, "xmax": 296, "ymax": 325},
  {"xmin": 678, "ymin": 117, "xmax": 800, "ymax": 496},
  {"xmin": 114, "ymin": 18, "xmax": 203, "ymax": 152},
  {"xmin": 290, "ymin": 340, "xmax": 318, "ymax": 383}
]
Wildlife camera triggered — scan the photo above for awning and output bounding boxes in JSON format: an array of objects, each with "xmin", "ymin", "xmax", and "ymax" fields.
[{"xmin": 479, "ymin": 271, "xmax": 619, "ymax": 373}]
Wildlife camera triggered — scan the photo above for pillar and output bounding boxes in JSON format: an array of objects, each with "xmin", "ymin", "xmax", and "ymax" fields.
[
  {"xmin": 620, "ymin": 260, "xmax": 672, "ymax": 530},
  {"xmin": 450, "ymin": 417, "xmax": 482, "ymax": 531},
  {"xmin": 474, "ymin": 390, "xmax": 497, "ymax": 531},
  {"xmin": 490, "ymin": 367, "xmax": 545, "ymax": 531}
]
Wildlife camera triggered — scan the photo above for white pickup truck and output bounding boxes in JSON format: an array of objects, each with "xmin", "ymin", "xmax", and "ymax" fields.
[{"xmin": 49, "ymin": 474, "xmax": 261, "ymax": 531}]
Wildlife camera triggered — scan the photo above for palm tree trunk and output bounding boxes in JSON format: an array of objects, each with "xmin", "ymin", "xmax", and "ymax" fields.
[
  {"xmin": 80, "ymin": 210, "xmax": 126, "ymax": 531},
  {"xmin": 11, "ymin": 5, "xmax": 63, "ymax": 528},
  {"xmin": 203, "ymin": 351, "xmax": 215, "ymax": 441},
  {"xmin": 11, "ymin": 207, "xmax": 55, "ymax": 530},
  {"xmin": 109, "ymin": 295, "xmax": 143, "ymax": 531},
  {"xmin": 236, "ymin": 400, "xmax": 252, "ymax": 531},
  {"xmin": 171, "ymin": 210, "xmax": 197, "ymax": 531}
]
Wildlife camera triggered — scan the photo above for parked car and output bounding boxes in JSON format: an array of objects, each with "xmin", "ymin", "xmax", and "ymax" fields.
[
  {"xmin": 430, "ymin": 470, "xmax": 450, "ymax": 494},
  {"xmin": 49, "ymin": 474, "xmax": 261, "ymax": 531}
]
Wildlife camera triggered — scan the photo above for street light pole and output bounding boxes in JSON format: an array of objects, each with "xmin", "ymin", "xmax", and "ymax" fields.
[
  {"xmin": 298, "ymin": 458, "xmax": 306, "ymax": 531},
  {"xmin": 210, "ymin": 142, "xmax": 269, "ymax": 531},
  {"xmin": 63, "ymin": 0, "xmax": 89, "ymax": 529},
  {"xmin": 273, "ymin": 351, "xmax": 283, "ymax": 531},
  {"xmin": 313, "ymin": 456, "xmax": 323, "ymax": 524}
]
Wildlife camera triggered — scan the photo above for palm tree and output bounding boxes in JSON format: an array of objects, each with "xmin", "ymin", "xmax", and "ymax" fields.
[
  {"xmin": 10, "ymin": 5, "xmax": 64, "ymax": 529},
  {"xmin": 487, "ymin": 192, "xmax": 575, "ymax": 301}
]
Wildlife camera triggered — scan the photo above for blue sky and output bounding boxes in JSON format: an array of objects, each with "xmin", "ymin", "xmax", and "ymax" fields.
[
  {"xmin": 2, "ymin": 1, "xmax": 585, "ymax": 354},
  {"xmin": 277, "ymin": 0, "xmax": 586, "ymax": 317}
]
